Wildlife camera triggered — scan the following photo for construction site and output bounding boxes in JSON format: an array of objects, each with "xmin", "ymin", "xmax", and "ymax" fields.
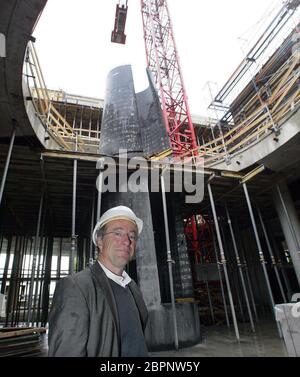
[{"xmin": 0, "ymin": 0, "xmax": 300, "ymax": 357}]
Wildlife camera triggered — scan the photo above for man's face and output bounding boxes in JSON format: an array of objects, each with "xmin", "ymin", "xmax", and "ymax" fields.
[{"xmin": 96, "ymin": 219, "xmax": 138, "ymax": 275}]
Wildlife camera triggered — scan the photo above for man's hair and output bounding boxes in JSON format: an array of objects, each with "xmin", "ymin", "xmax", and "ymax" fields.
[{"xmin": 96, "ymin": 225, "xmax": 106, "ymax": 241}]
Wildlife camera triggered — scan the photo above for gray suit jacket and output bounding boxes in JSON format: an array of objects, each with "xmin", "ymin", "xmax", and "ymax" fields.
[{"xmin": 48, "ymin": 262, "xmax": 148, "ymax": 357}]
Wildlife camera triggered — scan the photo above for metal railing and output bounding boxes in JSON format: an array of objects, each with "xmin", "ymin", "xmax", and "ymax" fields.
[{"xmin": 177, "ymin": 49, "xmax": 300, "ymax": 167}]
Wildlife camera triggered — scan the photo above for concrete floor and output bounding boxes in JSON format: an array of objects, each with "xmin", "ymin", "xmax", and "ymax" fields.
[
  {"xmin": 38, "ymin": 319, "xmax": 287, "ymax": 357},
  {"xmin": 149, "ymin": 320, "xmax": 287, "ymax": 357}
]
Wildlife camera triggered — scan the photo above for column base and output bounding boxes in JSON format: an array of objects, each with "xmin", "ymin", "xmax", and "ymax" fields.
[{"xmin": 145, "ymin": 302, "xmax": 201, "ymax": 351}]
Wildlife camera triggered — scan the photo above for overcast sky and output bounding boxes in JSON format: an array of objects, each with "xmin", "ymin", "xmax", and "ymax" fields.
[{"xmin": 34, "ymin": 0, "xmax": 286, "ymax": 116}]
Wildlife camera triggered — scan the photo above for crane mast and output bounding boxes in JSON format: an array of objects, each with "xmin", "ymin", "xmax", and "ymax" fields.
[{"xmin": 140, "ymin": 0, "xmax": 198, "ymax": 157}]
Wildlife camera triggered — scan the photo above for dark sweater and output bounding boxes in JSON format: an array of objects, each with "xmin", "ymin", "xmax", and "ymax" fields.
[{"xmin": 109, "ymin": 279, "xmax": 148, "ymax": 357}]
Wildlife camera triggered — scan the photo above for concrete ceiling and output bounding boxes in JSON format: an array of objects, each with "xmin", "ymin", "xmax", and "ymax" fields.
[{"xmin": 0, "ymin": 0, "xmax": 47, "ymax": 142}]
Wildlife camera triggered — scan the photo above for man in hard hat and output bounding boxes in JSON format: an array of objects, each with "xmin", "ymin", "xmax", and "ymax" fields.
[{"xmin": 48, "ymin": 205, "xmax": 148, "ymax": 357}]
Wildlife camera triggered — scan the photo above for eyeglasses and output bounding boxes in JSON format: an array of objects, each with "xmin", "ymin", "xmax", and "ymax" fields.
[{"xmin": 103, "ymin": 230, "xmax": 138, "ymax": 242}]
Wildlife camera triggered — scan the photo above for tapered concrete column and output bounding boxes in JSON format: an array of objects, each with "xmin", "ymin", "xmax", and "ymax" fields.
[{"xmin": 273, "ymin": 182, "xmax": 300, "ymax": 287}]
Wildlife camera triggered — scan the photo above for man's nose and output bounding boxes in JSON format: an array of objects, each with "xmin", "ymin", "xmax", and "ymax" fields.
[{"xmin": 122, "ymin": 233, "xmax": 132, "ymax": 245}]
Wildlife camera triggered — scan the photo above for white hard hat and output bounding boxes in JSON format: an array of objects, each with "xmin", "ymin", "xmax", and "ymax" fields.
[{"xmin": 92, "ymin": 205, "xmax": 143, "ymax": 246}]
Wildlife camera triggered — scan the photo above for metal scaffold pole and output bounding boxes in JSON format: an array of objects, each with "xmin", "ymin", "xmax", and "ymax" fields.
[
  {"xmin": 1, "ymin": 236, "xmax": 12, "ymax": 295},
  {"xmin": 242, "ymin": 182, "xmax": 282, "ymax": 337},
  {"xmin": 256, "ymin": 206, "xmax": 287, "ymax": 303},
  {"xmin": 95, "ymin": 171, "xmax": 103, "ymax": 261},
  {"xmin": 220, "ymin": 222, "xmax": 245, "ymax": 322},
  {"xmin": 268, "ymin": 231, "xmax": 293, "ymax": 301},
  {"xmin": 89, "ymin": 193, "xmax": 95, "ymax": 266},
  {"xmin": 161, "ymin": 171, "xmax": 179, "ymax": 350},
  {"xmin": 27, "ymin": 191, "xmax": 44, "ymax": 326},
  {"xmin": 225, "ymin": 204, "xmax": 255, "ymax": 332},
  {"xmin": 211, "ymin": 232, "xmax": 230, "ymax": 327},
  {"xmin": 233, "ymin": 219, "xmax": 259, "ymax": 322},
  {"xmin": 70, "ymin": 158, "xmax": 78, "ymax": 275},
  {"xmin": 0, "ymin": 128, "xmax": 16, "ymax": 207},
  {"xmin": 208, "ymin": 183, "xmax": 240, "ymax": 341}
]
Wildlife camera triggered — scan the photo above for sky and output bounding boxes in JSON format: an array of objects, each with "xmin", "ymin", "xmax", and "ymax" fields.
[{"xmin": 33, "ymin": 0, "xmax": 287, "ymax": 116}]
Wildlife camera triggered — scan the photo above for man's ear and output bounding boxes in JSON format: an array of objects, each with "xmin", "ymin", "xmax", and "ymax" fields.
[{"xmin": 96, "ymin": 236, "xmax": 103, "ymax": 252}]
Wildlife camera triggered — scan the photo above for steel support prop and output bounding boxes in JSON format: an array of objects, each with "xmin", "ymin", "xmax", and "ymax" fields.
[
  {"xmin": 233, "ymin": 220, "xmax": 259, "ymax": 321},
  {"xmin": 70, "ymin": 158, "xmax": 78, "ymax": 275},
  {"xmin": 89, "ymin": 193, "xmax": 95, "ymax": 266},
  {"xmin": 269, "ymin": 231, "xmax": 293, "ymax": 300},
  {"xmin": 220, "ymin": 222, "xmax": 245, "ymax": 322},
  {"xmin": 24, "ymin": 238, "xmax": 33, "ymax": 323},
  {"xmin": 0, "ymin": 128, "xmax": 16, "ymax": 207},
  {"xmin": 205, "ymin": 275, "xmax": 215, "ymax": 325},
  {"xmin": 161, "ymin": 172, "xmax": 179, "ymax": 350},
  {"xmin": 33, "ymin": 211, "xmax": 46, "ymax": 325},
  {"xmin": 225, "ymin": 204, "xmax": 255, "ymax": 332},
  {"xmin": 41, "ymin": 236, "xmax": 53, "ymax": 326},
  {"xmin": 7, "ymin": 237, "xmax": 21, "ymax": 326},
  {"xmin": 256, "ymin": 206, "xmax": 287, "ymax": 303},
  {"xmin": 196, "ymin": 217, "xmax": 215, "ymax": 324},
  {"xmin": 212, "ymin": 233, "xmax": 230, "ymax": 327},
  {"xmin": 208, "ymin": 183, "xmax": 240, "ymax": 341},
  {"xmin": 1, "ymin": 236, "xmax": 12, "ymax": 294},
  {"xmin": 95, "ymin": 171, "xmax": 103, "ymax": 260},
  {"xmin": 27, "ymin": 191, "xmax": 44, "ymax": 326},
  {"xmin": 242, "ymin": 183, "xmax": 282, "ymax": 337}
]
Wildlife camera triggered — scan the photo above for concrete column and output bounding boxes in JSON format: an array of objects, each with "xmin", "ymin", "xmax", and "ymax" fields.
[{"xmin": 273, "ymin": 181, "xmax": 300, "ymax": 287}]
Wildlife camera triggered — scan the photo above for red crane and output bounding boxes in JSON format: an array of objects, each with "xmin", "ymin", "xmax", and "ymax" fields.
[{"xmin": 111, "ymin": 0, "xmax": 198, "ymax": 157}]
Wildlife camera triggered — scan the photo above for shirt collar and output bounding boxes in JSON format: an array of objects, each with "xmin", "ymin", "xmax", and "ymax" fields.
[{"xmin": 97, "ymin": 260, "xmax": 132, "ymax": 288}]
